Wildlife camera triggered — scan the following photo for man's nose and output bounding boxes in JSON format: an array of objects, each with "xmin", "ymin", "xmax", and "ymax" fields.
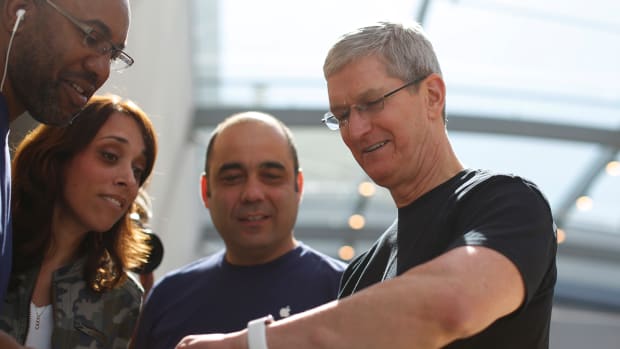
[
  {"xmin": 84, "ymin": 53, "xmax": 111, "ymax": 89},
  {"xmin": 240, "ymin": 177, "xmax": 266, "ymax": 202},
  {"xmin": 345, "ymin": 108, "xmax": 372, "ymax": 138}
]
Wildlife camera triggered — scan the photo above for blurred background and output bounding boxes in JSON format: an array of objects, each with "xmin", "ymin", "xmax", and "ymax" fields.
[{"xmin": 13, "ymin": 0, "xmax": 620, "ymax": 347}]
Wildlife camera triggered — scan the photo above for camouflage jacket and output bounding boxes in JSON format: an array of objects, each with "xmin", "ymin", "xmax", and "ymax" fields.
[{"xmin": 0, "ymin": 257, "xmax": 143, "ymax": 348}]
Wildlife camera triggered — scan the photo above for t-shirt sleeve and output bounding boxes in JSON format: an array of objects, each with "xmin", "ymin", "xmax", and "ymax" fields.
[{"xmin": 448, "ymin": 176, "xmax": 557, "ymax": 307}]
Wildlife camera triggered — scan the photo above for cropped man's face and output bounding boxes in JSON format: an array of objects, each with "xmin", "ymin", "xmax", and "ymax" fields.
[{"xmin": 8, "ymin": 0, "xmax": 131, "ymax": 125}]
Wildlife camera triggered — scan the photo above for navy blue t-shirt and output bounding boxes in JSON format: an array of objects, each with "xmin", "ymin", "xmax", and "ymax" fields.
[
  {"xmin": 133, "ymin": 242, "xmax": 347, "ymax": 349},
  {"xmin": 0, "ymin": 94, "xmax": 12, "ymax": 312}
]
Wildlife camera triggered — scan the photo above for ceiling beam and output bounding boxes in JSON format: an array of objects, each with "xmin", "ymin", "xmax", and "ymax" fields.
[{"xmin": 193, "ymin": 107, "xmax": 620, "ymax": 148}]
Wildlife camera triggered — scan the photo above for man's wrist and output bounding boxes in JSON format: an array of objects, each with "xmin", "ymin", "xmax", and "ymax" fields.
[{"xmin": 247, "ymin": 314, "xmax": 274, "ymax": 349}]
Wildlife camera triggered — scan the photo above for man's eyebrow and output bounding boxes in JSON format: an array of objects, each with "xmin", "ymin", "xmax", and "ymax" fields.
[
  {"xmin": 329, "ymin": 103, "xmax": 347, "ymax": 112},
  {"xmin": 260, "ymin": 161, "xmax": 286, "ymax": 171},
  {"xmin": 358, "ymin": 86, "xmax": 384, "ymax": 100},
  {"xmin": 330, "ymin": 87, "xmax": 384, "ymax": 110},
  {"xmin": 217, "ymin": 162, "xmax": 244, "ymax": 173},
  {"xmin": 85, "ymin": 19, "xmax": 126, "ymax": 49}
]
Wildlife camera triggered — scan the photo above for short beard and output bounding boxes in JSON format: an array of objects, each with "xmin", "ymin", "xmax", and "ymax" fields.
[{"xmin": 8, "ymin": 22, "xmax": 82, "ymax": 127}]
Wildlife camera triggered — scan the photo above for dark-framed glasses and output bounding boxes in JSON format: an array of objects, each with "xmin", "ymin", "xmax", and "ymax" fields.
[
  {"xmin": 45, "ymin": 0, "xmax": 134, "ymax": 70},
  {"xmin": 322, "ymin": 75, "xmax": 427, "ymax": 130}
]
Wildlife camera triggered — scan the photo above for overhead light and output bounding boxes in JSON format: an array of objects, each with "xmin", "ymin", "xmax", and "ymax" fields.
[
  {"xmin": 556, "ymin": 228, "xmax": 566, "ymax": 244},
  {"xmin": 348, "ymin": 214, "xmax": 365, "ymax": 230},
  {"xmin": 575, "ymin": 196, "xmax": 593, "ymax": 211},
  {"xmin": 338, "ymin": 245, "xmax": 355, "ymax": 261},
  {"xmin": 358, "ymin": 181, "xmax": 376, "ymax": 197},
  {"xmin": 606, "ymin": 161, "xmax": 620, "ymax": 176}
]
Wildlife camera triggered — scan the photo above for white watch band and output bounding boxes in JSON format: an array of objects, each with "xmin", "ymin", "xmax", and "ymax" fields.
[{"xmin": 247, "ymin": 314, "xmax": 274, "ymax": 349}]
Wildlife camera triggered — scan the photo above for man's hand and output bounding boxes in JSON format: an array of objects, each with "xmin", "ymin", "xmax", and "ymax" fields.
[{"xmin": 176, "ymin": 332, "xmax": 245, "ymax": 349}]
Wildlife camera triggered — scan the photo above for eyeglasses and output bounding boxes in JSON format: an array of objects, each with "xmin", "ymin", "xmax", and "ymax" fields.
[
  {"xmin": 321, "ymin": 76, "xmax": 427, "ymax": 130},
  {"xmin": 45, "ymin": 0, "xmax": 134, "ymax": 71}
]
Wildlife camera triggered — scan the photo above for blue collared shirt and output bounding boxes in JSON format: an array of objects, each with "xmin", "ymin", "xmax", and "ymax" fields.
[{"xmin": 0, "ymin": 93, "xmax": 12, "ymax": 312}]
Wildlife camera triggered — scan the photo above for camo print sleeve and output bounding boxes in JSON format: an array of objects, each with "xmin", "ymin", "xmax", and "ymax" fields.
[{"xmin": 0, "ymin": 268, "xmax": 37, "ymax": 343}]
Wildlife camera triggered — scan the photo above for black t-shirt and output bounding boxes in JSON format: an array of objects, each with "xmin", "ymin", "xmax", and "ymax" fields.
[{"xmin": 339, "ymin": 169, "xmax": 557, "ymax": 348}]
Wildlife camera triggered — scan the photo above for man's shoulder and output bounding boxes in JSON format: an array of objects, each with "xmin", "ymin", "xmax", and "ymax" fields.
[
  {"xmin": 455, "ymin": 169, "xmax": 546, "ymax": 199},
  {"xmin": 297, "ymin": 243, "xmax": 348, "ymax": 271},
  {"xmin": 152, "ymin": 251, "xmax": 225, "ymax": 290}
]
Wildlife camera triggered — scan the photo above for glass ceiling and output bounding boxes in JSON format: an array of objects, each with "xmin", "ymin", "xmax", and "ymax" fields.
[{"xmin": 191, "ymin": 0, "xmax": 620, "ymax": 303}]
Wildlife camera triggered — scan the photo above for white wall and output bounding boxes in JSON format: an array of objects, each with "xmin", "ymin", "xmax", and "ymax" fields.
[{"xmin": 100, "ymin": 0, "xmax": 201, "ymax": 276}]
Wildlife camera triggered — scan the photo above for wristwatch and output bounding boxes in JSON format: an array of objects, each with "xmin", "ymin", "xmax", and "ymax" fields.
[{"xmin": 247, "ymin": 314, "xmax": 274, "ymax": 349}]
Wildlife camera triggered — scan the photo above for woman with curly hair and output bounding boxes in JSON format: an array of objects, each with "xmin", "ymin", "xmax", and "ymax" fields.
[{"xmin": 0, "ymin": 94, "xmax": 158, "ymax": 349}]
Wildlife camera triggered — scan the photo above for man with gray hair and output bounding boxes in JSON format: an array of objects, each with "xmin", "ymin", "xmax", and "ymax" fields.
[{"xmin": 176, "ymin": 21, "xmax": 557, "ymax": 349}]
